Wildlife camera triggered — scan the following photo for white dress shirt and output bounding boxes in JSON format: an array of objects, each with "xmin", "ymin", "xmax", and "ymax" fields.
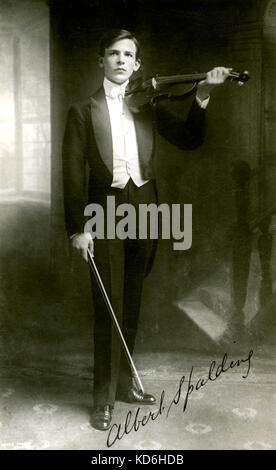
[{"xmin": 103, "ymin": 77, "xmax": 149, "ymax": 189}]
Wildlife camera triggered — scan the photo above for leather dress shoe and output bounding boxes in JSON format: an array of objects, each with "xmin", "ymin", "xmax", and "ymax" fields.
[
  {"xmin": 91, "ymin": 405, "xmax": 113, "ymax": 431},
  {"xmin": 127, "ymin": 387, "xmax": 156, "ymax": 405}
]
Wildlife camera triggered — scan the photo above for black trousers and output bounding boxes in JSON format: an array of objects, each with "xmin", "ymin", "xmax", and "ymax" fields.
[{"xmin": 90, "ymin": 179, "xmax": 157, "ymax": 406}]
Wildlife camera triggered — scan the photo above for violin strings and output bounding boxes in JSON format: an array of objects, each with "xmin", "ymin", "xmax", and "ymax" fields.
[
  {"xmin": 156, "ymin": 72, "xmax": 242, "ymax": 85},
  {"xmin": 156, "ymin": 74, "xmax": 206, "ymax": 84}
]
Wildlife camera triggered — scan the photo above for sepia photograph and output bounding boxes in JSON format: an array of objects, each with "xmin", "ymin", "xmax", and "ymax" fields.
[{"xmin": 0, "ymin": 0, "xmax": 275, "ymax": 453}]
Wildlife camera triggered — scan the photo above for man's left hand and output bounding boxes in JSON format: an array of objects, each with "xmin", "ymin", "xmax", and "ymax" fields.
[{"xmin": 197, "ymin": 66, "xmax": 232, "ymax": 101}]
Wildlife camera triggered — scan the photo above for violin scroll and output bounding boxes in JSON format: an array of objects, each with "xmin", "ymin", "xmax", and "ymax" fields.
[{"xmin": 229, "ymin": 70, "xmax": 250, "ymax": 85}]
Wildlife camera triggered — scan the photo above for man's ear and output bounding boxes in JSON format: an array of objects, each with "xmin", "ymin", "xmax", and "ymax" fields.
[
  {"xmin": 98, "ymin": 56, "xmax": 104, "ymax": 68},
  {"xmin": 133, "ymin": 59, "xmax": 141, "ymax": 72}
]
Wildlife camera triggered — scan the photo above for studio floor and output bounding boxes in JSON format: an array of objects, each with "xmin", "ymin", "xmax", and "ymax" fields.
[{"xmin": 0, "ymin": 323, "xmax": 275, "ymax": 451}]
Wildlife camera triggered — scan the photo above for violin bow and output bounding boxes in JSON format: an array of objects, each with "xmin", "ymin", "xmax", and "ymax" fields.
[{"xmin": 87, "ymin": 248, "xmax": 145, "ymax": 394}]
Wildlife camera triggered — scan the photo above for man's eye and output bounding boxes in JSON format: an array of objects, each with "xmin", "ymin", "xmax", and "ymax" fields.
[{"xmin": 125, "ymin": 53, "xmax": 133, "ymax": 57}]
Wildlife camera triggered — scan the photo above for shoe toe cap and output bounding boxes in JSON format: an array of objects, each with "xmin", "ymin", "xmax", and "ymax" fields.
[
  {"xmin": 91, "ymin": 406, "xmax": 113, "ymax": 431},
  {"xmin": 128, "ymin": 389, "xmax": 156, "ymax": 404},
  {"xmin": 143, "ymin": 393, "xmax": 156, "ymax": 403}
]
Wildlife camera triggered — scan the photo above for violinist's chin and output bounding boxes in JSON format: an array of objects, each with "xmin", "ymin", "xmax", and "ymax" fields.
[{"xmin": 108, "ymin": 71, "xmax": 129, "ymax": 85}]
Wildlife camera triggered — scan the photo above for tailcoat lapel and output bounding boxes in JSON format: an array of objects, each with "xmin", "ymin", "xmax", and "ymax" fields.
[{"xmin": 90, "ymin": 87, "xmax": 113, "ymax": 175}]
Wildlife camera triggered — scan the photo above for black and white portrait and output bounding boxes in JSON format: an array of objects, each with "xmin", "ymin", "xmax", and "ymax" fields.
[{"xmin": 0, "ymin": 0, "xmax": 275, "ymax": 453}]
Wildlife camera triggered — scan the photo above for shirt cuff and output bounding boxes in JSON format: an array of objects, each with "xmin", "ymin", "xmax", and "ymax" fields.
[
  {"xmin": 196, "ymin": 95, "xmax": 210, "ymax": 109},
  {"xmin": 84, "ymin": 232, "xmax": 93, "ymax": 241}
]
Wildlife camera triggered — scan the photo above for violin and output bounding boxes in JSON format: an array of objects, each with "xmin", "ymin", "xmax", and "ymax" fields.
[{"xmin": 125, "ymin": 69, "xmax": 250, "ymax": 108}]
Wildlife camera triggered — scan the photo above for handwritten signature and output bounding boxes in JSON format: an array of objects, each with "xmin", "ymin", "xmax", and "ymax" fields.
[{"xmin": 106, "ymin": 349, "xmax": 253, "ymax": 447}]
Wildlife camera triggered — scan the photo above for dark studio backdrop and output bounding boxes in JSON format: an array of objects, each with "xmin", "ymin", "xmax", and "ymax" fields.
[{"xmin": 0, "ymin": 0, "xmax": 276, "ymax": 369}]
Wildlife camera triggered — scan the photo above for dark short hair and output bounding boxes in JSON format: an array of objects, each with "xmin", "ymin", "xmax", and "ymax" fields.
[{"xmin": 98, "ymin": 29, "xmax": 141, "ymax": 60}]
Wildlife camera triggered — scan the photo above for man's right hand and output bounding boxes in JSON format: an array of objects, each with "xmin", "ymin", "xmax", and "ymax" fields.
[{"xmin": 70, "ymin": 233, "xmax": 94, "ymax": 262}]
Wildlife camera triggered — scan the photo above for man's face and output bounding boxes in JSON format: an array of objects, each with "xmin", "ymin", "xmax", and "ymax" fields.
[{"xmin": 99, "ymin": 38, "xmax": 141, "ymax": 85}]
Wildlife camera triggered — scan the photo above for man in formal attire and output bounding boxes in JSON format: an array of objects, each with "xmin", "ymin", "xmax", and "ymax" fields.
[{"xmin": 62, "ymin": 29, "xmax": 230, "ymax": 430}]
